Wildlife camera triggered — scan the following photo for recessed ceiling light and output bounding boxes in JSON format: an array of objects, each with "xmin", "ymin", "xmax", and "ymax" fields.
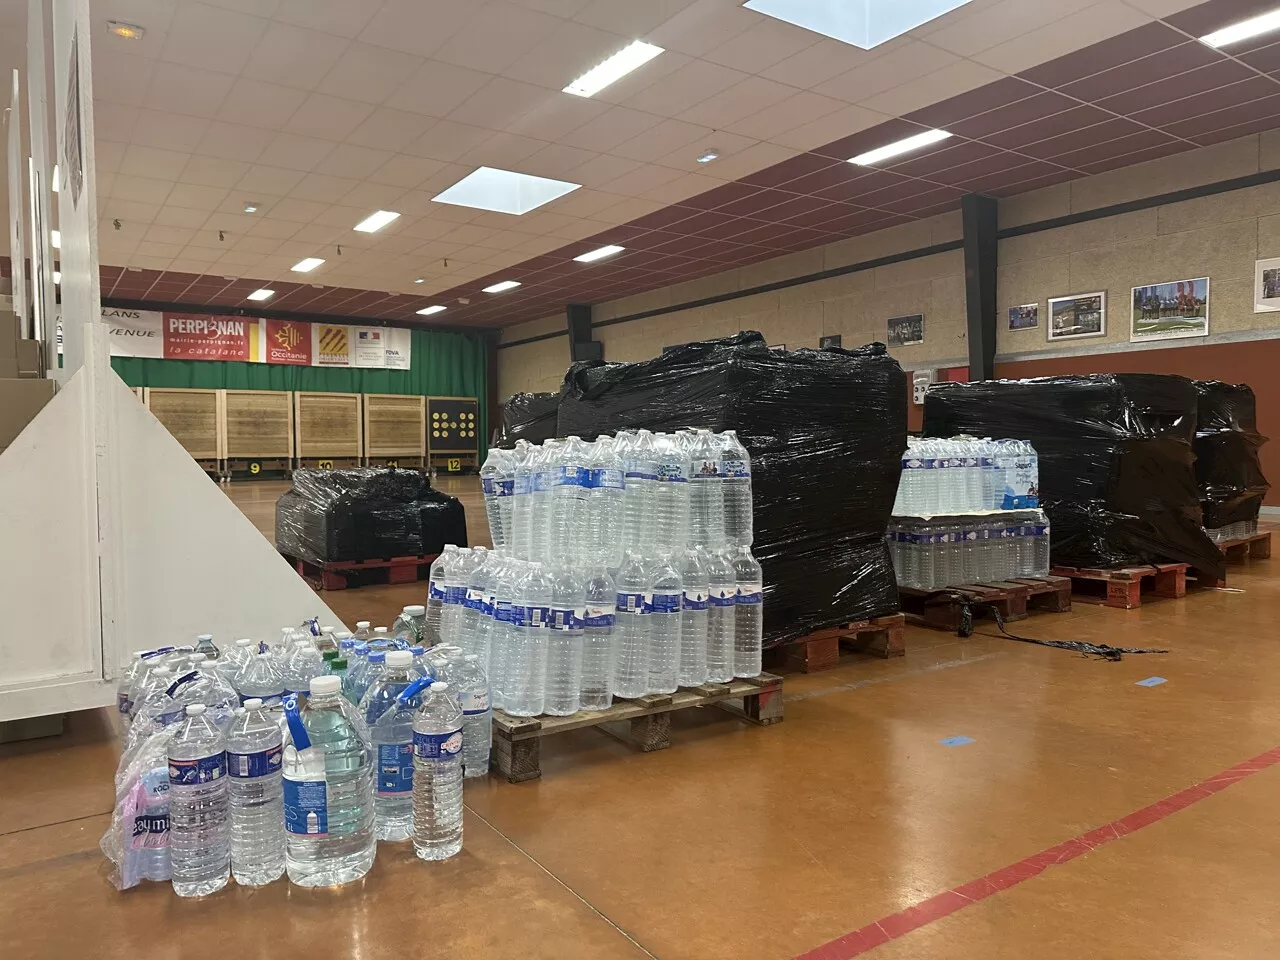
[
  {"xmin": 563, "ymin": 40, "xmax": 664, "ymax": 97},
  {"xmin": 1201, "ymin": 8, "xmax": 1280, "ymax": 47},
  {"xmin": 353, "ymin": 210, "xmax": 400, "ymax": 233},
  {"xmin": 482, "ymin": 280, "xmax": 521, "ymax": 294},
  {"xmin": 51, "ymin": 229, "xmax": 60, "ymax": 249},
  {"xmin": 52, "ymin": 271, "xmax": 61, "ymax": 285},
  {"xmin": 106, "ymin": 20, "xmax": 146, "ymax": 40},
  {"xmin": 574, "ymin": 244, "xmax": 625, "ymax": 263},
  {"xmin": 433, "ymin": 166, "xmax": 580, "ymax": 216},
  {"xmin": 849, "ymin": 128, "xmax": 953, "ymax": 166},
  {"xmin": 246, "ymin": 288, "xmax": 274, "ymax": 301},
  {"xmin": 416, "ymin": 305, "xmax": 447, "ymax": 316},
  {"xmin": 696, "ymin": 149, "xmax": 720, "ymax": 164},
  {"xmin": 744, "ymin": 0, "xmax": 975, "ymax": 49},
  {"xmin": 413, "ymin": 277, "xmax": 425, "ymax": 284},
  {"xmin": 291, "ymin": 257, "xmax": 325, "ymax": 273},
  {"xmin": 243, "ymin": 202, "xmax": 259, "ymax": 213}
]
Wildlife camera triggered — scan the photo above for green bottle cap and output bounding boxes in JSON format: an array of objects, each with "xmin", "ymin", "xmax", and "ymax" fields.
[
  {"xmin": 329, "ymin": 658, "xmax": 348, "ymax": 671},
  {"xmin": 322, "ymin": 650, "xmax": 339, "ymax": 661}
]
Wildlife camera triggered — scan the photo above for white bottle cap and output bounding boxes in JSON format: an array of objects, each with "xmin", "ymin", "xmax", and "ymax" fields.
[
  {"xmin": 386, "ymin": 650, "xmax": 413, "ymax": 667},
  {"xmin": 197, "ymin": 634, "xmax": 213, "ymax": 641},
  {"xmin": 186, "ymin": 704, "xmax": 206, "ymax": 716},
  {"xmin": 430, "ymin": 681, "xmax": 449, "ymax": 692},
  {"xmin": 373, "ymin": 626, "xmax": 389, "ymax": 635},
  {"xmin": 310, "ymin": 675, "xmax": 341, "ymax": 696},
  {"xmin": 334, "ymin": 630, "xmax": 352, "ymax": 640},
  {"xmin": 244, "ymin": 698, "xmax": 263, "ymax": 709},
  {"xmin": 321, "ymin": 625, "xmax": 335, "ymax": 635},
  {"xmin": 235, "ymin": 638, "xmax": 254, "ymax": 648},
  {"xmin": 356, "ymin": 621, "xmax": 371, "ymax": 629},
  {"xmin": 190, "ymin": 652, "xmax": 207, "ymax": 662},
  {"xmin": 404, "ymin": 605, "xmax": 425, "ymax": 616}
]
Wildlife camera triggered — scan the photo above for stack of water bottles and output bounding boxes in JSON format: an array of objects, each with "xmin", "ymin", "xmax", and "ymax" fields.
[
  {"xmin": 888, "ymin": 436, "xmax": 1051, "ymax": 591},
  {"xmin": 104, "ymin": 613, "xmax": 482, "ymax": 895},
  {"xmin": 467, "ymin": 427, "xmax": 762, "ymax": 719}
]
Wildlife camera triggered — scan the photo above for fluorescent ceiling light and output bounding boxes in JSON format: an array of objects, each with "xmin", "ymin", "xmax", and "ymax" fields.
[
  {"xmin": 574, "ymin": 244, "xmax": 625, "ymax": 263},
  {"xmin": 696, "ymin": 149, "xmax": 720, "ymax": 164},
  {"xmin": 243, "ymin": 202, "xmax": 259, "ymax": 213},
  {"xmin": 353, "ymin": 210, "xmax": 400, "ymax": 233},
  {"xmin": 413, "ymin": 277, "xmax": 425, "ymax": 284},
  {"xmin": 52, "ymin": 271, "xmax": 61, "ymax": 285},
  {"xmin": 291, "ymin": 257, "xmax": 325, "ymax": 273},
  {"xmin": 743, "ymin": 0, "xmax": 976, "ymax": 49},
  {"xmin": 563, "ymin": 40, "xmax": 664, "ymax": 97},
  {"xmin": 51, "ymin": 229, "xmax": 60, "ymax": 249},
  {"xmin": 849, "ymin": 128, "xmax": 952, "ymax": 166},
  {"xmin": 482, "ymin": 280, "xmax": 521, "ymax": 293},
  {"xmin": 246, "ymin": 288, "xmax": 274, "ymax": 301},
  {"xmin": 416, "ymin": 305, "xmax": 447, "ymax": 316},
  {"xmin": 433, "ymin": 166, "xmax": 580, "ymax": 216},
  {"xmin": 1201, "ymin": 8, "xmax": 1280, "ymax": 47}
]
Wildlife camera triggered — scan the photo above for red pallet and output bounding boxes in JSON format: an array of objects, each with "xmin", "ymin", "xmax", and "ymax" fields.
[
  {"xmin": 1051, "ymin": 562, "xmax": 1188, "ymax": 609},
  {"xmin": 284, "ymin": 553, "xmax": 438, "ymax": 591},
  {"xmin": 767, "ymin": 614, "xmax": 906, "ymax": 673},
  {"xmin": 1197, "ymin": 531, "xmax": 1272, "ymax": 587}
]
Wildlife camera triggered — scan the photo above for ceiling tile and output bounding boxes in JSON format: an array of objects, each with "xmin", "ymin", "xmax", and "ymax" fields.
[
  {"xmin": 119, "ymin": 145, "xmax": 191, "ymax": 181},
  {"xmin": 502, "ymin": 19, "xmax": 632, "ymax": 91},
  {"xmin": 608, "ymin": 118, "xmax": 713, "ymax": 164},
  {"xmin": 678, "ymin": 75, "xmax": 799, "ymax": 129},
  {"xmin": 241, "ymin": 21, "xmax": 351, "ymax": 91},
  {"xmin": 402, "ymin": 120, "xmax": 497, "ymax": 163},
  {"xmin": 369, "ymin": 154, "xmax": 447, "ymax": 189},
  {"xmin": 1163, "ymin": 0, "xmax": 1280, "ymax": 35},
  {"xmin": 971, "ymin": 0, "xmax": 1149, "ymax": 75},
  {"xmin": 384, "ymin": 60, "xmax": 495, "ymax": 118},
  {"xmin": 312, "ymin": 144, "xmax": 397, "ymax": 180},
  {"xmin": 947, "ymin": 90, "xmax": 1081, "ymax": 141},
  {"xmin": 215, "ymin": 78, "xmax": 309, "ymax": 130},
  {"xmin": 145, "ymin": 62, "xmax": 236, "ymax": 119},
  {"xmin": 166, "ymin": 183, "xmax": 229, "ymax": 211},
  {"xmin": 769, "ymin": 104, "xmax": 891, "ymax": 152},
  {"xmin": 925, "ymin": 0, "xmax": 1097, "ymax": 57},
  {"xmin": 646, "ymin": 0, "xmax": 754, "ymax": 58},
  {"xmin": 316, "ymin": 42, "xmax": 424, "ymax": 105},
  {"xmin": 356, "ymin": 0, "xmax": 474, "ymax": 57},
  {"xmin": 273, "ymin": 0, "xmax": 383, "ymax": 38},
  {"xmin": 237, "ymin": 165, "xmax": 308, "ymax": 196},
  {"xmin": 255, "ymin": 134, "xmax": 338, "ymax": 173},
  {"xmin": 760, "ymin": 36, "xmax": 872, "ymax": 89},
  {"xmin": 92, "ymin": 50, "xmax": 157, "ymax": 108},
  {"xmin": 345, "ymin": 108, "xmax": 436, "ymax": 154},
  {"xmin": 447, "ymin": 78, "xmax": 557, "ymax": 133},
  {"xmin": 152, "ymin": 206, "xmax": 215, "ymax": 230},
  {"xmin": 268, "ymin": 198, "xmax": 334, "ymax": 223},
  {"xmin": 701, "ymin": 16, "xmax": 822, "ymax": 73},
  {"xmin": 1019, "ymin": 19, "xmax": 1184, "ymax": 88},
  {"xmin": 159, "ymin": 2, "xmax": 269, "ymax": 76},
  {"xmin": 811, "ymin": 116, "xmax": 930, "ymax": 162},
  {"xmin": 981, "ymin": 104, "xmax": 1113, "ymax": 150},
  {"xmin": 723, "ymin": 90, "xmax": 847, "ymax": 142},
  {"xmin": 905, "ymin": 75, "xmax": 1040, "ymax": 129},
  {"xmin": 181, "ymin": 155, "xmax": 252, "ymax": 189},
  {"xmin": 288, "ymin": 173, "xmax": 363, "ymax": 204},
  {"xmin": 1131, "ymin": 75, "xmax": 1277, "ymax": 128},
  {"xmin": 111, "ymin": 175, "xmax": 175, "ymax": 205},
  {"xmin": 624, "ymin": 59, "xmax": 751, "ymax": 116},
  {"xmin": 815, "ymin": 42, "xmax": 958, "ymax": 105},
  {"xmin": 433, "ymin": 1, "xmax": 564, "ymax": 74},
  {"xmin": 861, "ymin": 59, "xmax": 1005, "ymax": 120},
  {"xmin": 558, "ymin": 105, "xmax": 665, "ymax": 152},
  {"xmin": 284, "ymin": 95, "xmax": 376, "ymax": 141},
  {"xmin": 130, "ymin": 110, "xmax": 212, "ymax": 153}
]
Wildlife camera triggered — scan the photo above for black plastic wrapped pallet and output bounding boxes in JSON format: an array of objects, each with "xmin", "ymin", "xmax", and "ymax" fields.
[
  {"xmin": 922, "ymin": 375, "xmax": 1226, "ymax": 578},
  {"xmin": 1193, "ymin": 380, "xmax": 1270, "ymax": 528},
  {"xmin": 276, "ymin": 467, "xmax": 467, "ymax": 565},
  {"xmin": 495, "ymin": 391, "xmax": 562, "ymax": 446},
  {"xmin": 556, "ymin": 331, "xmax": 907, "ymax": 646}
]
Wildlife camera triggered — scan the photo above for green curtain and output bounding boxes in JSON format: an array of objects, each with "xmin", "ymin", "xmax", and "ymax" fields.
[{"xmin": 111, "ymin": 328, "xmax": 489, "ymax": 457}]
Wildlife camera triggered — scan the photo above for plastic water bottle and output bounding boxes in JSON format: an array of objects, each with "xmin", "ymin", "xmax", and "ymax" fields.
[
  {"xmin": 719, "ymin": 430, "xmax": 753, "ymax": 547},
  {"xmin": 194, "ymin": 634, "xmax": 220, "ymax": 661},
  {"xmin": 732, "ymin": 546, "xmax": 763, "ymax": 678},
  {"xmin": 588, "ymin": 437, "xmax": 626, "ymax": 568},
  {"xmin": 453, "ymin": 655, "xmax": 491, "ymax": 777},
  {"xmin": 353, "ymin": 621, "xmax": 371, "ymax": 643},
  {"xmin": 441, "ymin": 548, "xmax": 476, "ymax": 647},
  {"xmin": 216, "ymin": 639, "xmax": 254, "ymax": 687},
  {"xmin": 653, "ymin": 434, "xmax": 690, "ymax": 555},
  {"xmin": 705, "ymin": 548, "xmax": 736, "ymax": 683},
  {"xmin": 511, "ymin": 440, "xmax": 536, "ymax": 560},
  {"xmin": 412, "ymin": 682, "xmax": 464, "ymax": 861},
  {"xmin": 545, "ymin": 565, "xmax": 585, "ymax": 716},
  {"xmin": 226, "ymin": 698, "xmax": 285, "ymax": 886},
  {"xmin": 552, "ymin": 436, "xmax": 592, "ymax": 562},
  {"xmin": 1033, "ymin": 511, "xmax": 1051, "ymax": 576},
  {"xmin": 459, "ymin": 547, "xmax": 492, "ymax": 664},
  {"xmin": 282, "ymin": 677, "xmax": 376, "ymax": 886},
  {"xmin": 393, "ymin": 605, "xmax": 427, "ymax": 645},
  {"xmin": 167, "ymin": 704, "xmax": 230, "ymax": 897},
  {"xmin": 117, "ymin": 648, "xmax": 175, "ymax": 726},
  {"xmin": 678, "ymin": 548, "xmax": 709, "ymax": 687},
  {"xmin": 424, "ymin": 545, "xmax": 458, "ymax": 646},
  {"xmin": 531, "ymin": 441, "xmax": 561, "ymax": 563},
  {"xmin": 488, "ymin": 557, "xmax": 521, "ymax": 713},
  {"xmin": 481, "ymin": 447, "xmax": 514, "ymax": 549},
  {"xmin": 281, "ymin": 633, "xmax": 326, "ymax": 699},
  {"xmin": 580, "ymin": 565, "xmax": 618, "ymax": 711},
  {"xmin": 231, "ymin": 650, "xmax": 284, "ymax": 708},
  {"xmin": 647, "ymin": 554, "xmax": 683, "ymax": 695},
  {"xmin": 613, "ymin": 551, "xmax": 650, "ymax": 699},
  {"xmin": 350, "ymin": 650, "xmax": 387, "ymax": 706},
  {"xmin": 689, "ymin": 429, "xmax": 724, "ymax": 549},
  {"xmin": 361, "ymin": 651, "xmax": 423, "ymax": 842},
  {"xmin": 623, "ymin": 432, "xmax": 659, "ymax": 554},
  {"xmin": 505, "ymin": 561, "xmax": 551, "ymax": 717},
  {"xmin": 341, "ymin": 645, "xmax": 368, "ymax": 702}
]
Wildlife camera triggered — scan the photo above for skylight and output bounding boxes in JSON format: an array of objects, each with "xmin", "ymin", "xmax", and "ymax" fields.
[
  {"xmin": 743, "ymin": 0, "xmax": 977, "ymax": 49},
  {"xmin": 433, "ymin": 167, "xmax": 580, "ymax": 216}
]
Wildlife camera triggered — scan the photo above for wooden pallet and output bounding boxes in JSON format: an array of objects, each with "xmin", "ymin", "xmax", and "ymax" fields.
[
  {"xmin": 1051, "ymin": 563, "xmax": 1188, "ymax": 609},
  {"xmin": 898, "ymin": 576, "xmax": 1072, "ymax": 631},
  {"xmin": 766, "ymin": 615, "xmax": 906, "ymax": 674},
  {"xmin": 490, "ymin": 673, "xmax": 784, "ymax": 783},
  {"xmin": 283, "ymin": 552, "xmax": 438, "ymax": 591},
  {"xmin": 1196, "ymin": 531, "xmax": 1271, "ymax": 587}
]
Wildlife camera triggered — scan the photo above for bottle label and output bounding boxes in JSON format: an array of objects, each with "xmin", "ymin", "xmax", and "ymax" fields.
[
  {"xmin": 963, "ymin": 530, "xmax": 978, "ymax": 542},
  {"xmin": 736, "ymin": 586, "xmax": 763, "ymax": 605},
  {"xmin": 413, "ymin": 728, "xmax": 463, "ymax": 759},
  {"xmin": 465, "ymin": 587, "xmax": 485, "ymax": 611},
  {"xmin": 1002, "ymin": 494, "xmax": 1039, "ymax": 509},
  {"xmin": 1034, "ymin": 525, "xmax": 1049, "ymax": 536},
  {"xmin": 533, "ymin": 470, "xmax": 554, "ymax": 493},
  {"xmin": 445, "ymin": 585, "xmax": 467, "ymax": 605},
  {"xmin": 483, "ymin": 477, "xmax": 514, "ymax": 497},
  {"xmin": 428, "ymin": 579, "xmax": 444, "ymax": 601},
  {"xmin": 625, "ymin": 469, "xmax": 658, "ymax": 482},
  {"xmin": 484, "ymin": 592, "xmax": 496, "ymax": 616},
  {"xmin": 494, "ymin": 600, "xmax": 514, "ymax": 624},
  {"xmin": 130, "ymin": 811, "xmax": 170, "ymax": 848},
  {"xmin": 903, "ymin": 457, "xmax": 930, "ymax": 470},
  {"xmin": 227, "ymin": 744, "xmax": 283, "ymax": 779},
  {"xmin": 240, "ymin": 692, "xmax": 282, "ymax": 707},
  {"xmin": 648, "ymin": 591, "xmax": 682, "ymax": 614},
  {"xmin": 976, "ymin": 528, "xmax": 992, "ymax": 543},
  {"xmin": 720, "ymin": 458, "xmax": 750, "ymax": 479},
  {"xmin": 682, "ymin": 589, "xmax": 708, "ymax": 611},
  {"xmin": 462, "ymin": 690, "xmax": 491, "ymax": 715},
  {"xmin": 709, "ymin": 587, "xmax": 736, "ymax": 607},
  {"xmin": 582, "ymin": 605, "xmax": 615, "ymax": 628},
  {"xmin": 615, "ymin": 591, "xmax": 646, "ymax": 614},
  {"xmin": 168, "ymin": 752, "xmax": 226, "ymax": 786},
  {"xmin": 376, "ymin": 742, "xmax": 415, "ymax": 795},
  {"xmin": 557, "ymin": 465, "xmax": 587, "ymax": 487},
  {"xmin": 693, "ymin": 459, "xmax": 720, "ymax": 477},
  {"xmin": 117, "ymin": 692, "xmax": 133, "ymax": 715},
  {"xmin": 514, "ymin": 474, "xmax": 533, "ymax": 496},
  {"xmin": 482, "ymin": 477, "xmax": 495, "ymax": 495},
  {"xmin": 658, "ymin": 463, "xmax": 688, "ymax": 482},
  {"xmin": 283, "ymin": 774, "xmax": 328, "ymax": 837},
  {"xmin": 549, "ymin": 606, "xmax": 577, "ymax": 630},
  {"xmin": 979, "ymin": 457, "xmax": 995, "ymax": 468},
  {"xmin": 588, "ymin": 467, "xmax": 624, "ymax": 490},
  {"xmin": 525, "ymin": 605, "xmax": 550, "ymax": 629}
]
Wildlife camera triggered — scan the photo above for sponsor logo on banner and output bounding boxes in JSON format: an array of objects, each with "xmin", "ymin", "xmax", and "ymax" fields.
[
  {"xmin": 103, "ymin": 308, "xmax": 163, "ymax": 358},
  {"xmin": 163, "ymin": 314, "xmax": 251, "ymax": 361},
  {"xmin": 314, "ymin": 325, "xmax": 350, "ymax": 366},
  {"xmin": 265, "ymin": 319, "xmax": 312, "ymax": 365},
  {"xmin": 383, "ymin": 327, "xmax": 412, "ymax": 370},
  {"xmin": 354, "ymin": 328, "xmax": 386, "ymax": 368}
]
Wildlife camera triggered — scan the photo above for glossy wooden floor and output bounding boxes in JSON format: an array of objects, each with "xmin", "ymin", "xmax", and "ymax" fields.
[{"xmin": 3, "ymin": 478, "xmax": 1278, "ymax": 960}]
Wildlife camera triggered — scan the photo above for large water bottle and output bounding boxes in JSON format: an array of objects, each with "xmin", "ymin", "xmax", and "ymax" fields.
[
  {"xmin": 341, "ymin": 645, "xmax": 369, "ymax": 702},
  {"xmin": 613, "ymin": 551, "xmax": 651, "ymax": 699},
  {"xmin": 705, "ymin": 548, "xmax": 737, "ymax": 683},
  {"xmin": 117, "ymin": 648, "xmax": 175, "ymax": 726},
  {"xmin": 167, "ymin": 704, "xmax": 230, "ymax": 897},
  {"xmin": 505, "ymin": 561, "xmax": 552, "ymax": 717},
  {"xmin": 580, "ymin": 565, "xmax": 618, "ymax": 711},
  {"xmin": 678, "ymin": 548, "xmax": 709, "ymax": 687},
  {"xmin": 552, "ymin": 436, "xmax": 592, "ymax": 562},
  {"xmin": 198, "ymin": 660, "xmax": 241, "ymax": 725},
  {"xmin": 452, "ymin": 654, "xmax": 491, "ymax": 777},
  {"xmin": 412, "ymin": 681, "xmax": 464, "ymax": 861},
  {"xmin": 1033, "ymin": 511, "xmax": 1051, "ymax": 576},
  {"xmin": 441, "ymin": 547, "xmax": 475, "ymax": 647},
  {"xmin": 458, "ymin": 547, "xmax": 493, "ymax": 664},
  {"xmin": 588, "ymin": 437, "xmax": 626, "ymax": 568},
  {"xmin": 361, "ymin": 651, "xmax": 422, "ymax": 842},
  {"xmin": 719, "ymin": 430, "xmax": 753, "ymax": 547},
  {"xmin": 129, "ymin": 666, "xmax": 176, "ymax": 736},
  {"xmin": 424, "ymin": 544, "xmax": 459, "ymax": 646},
  {"xmin": 216, "ymin": 639, "xmax": 254, "ymax": 688},
  {"xmin": 510, "ymin": 440, "xmax": 536, "ymax": 560},
  {"xmin": 532, "ymin": 441, "xmax": 563, "ymax": 563},
  {"xmin": 281, "ymin": 632, "xmax": 326, "ymax": 700},
  {"xmin": 545, "ymin": 564, "xmax": 585, "ymax": 716},
  {"xmin": 623, "ymin": 431, "xmax": 659, "ymax": 553},
  {"xmin": 689, "ymin": 429, "xmax": 725, "ymax": 549},
  {"xmin": 393, "ymin": 604, "xmax": 427, "ymax": 646},
  {"xmin": 488, "ymin": 556, "xmax": 521, "ymax": 713},
  {"xmin": 194, "ymin": 634, "xmax": 220, "ymax": 661},
  {"xmin": 349, "ymin": 650, "xmax": 386, "ymax": 707},
  {"xmin": 480, "ymin": 446, "xmax": 514, "ymax": 549},
  {"xmin": 732, "ymin": 546, "xmax": 763, "ymax": 679},
  {"xmin": 282, "ymin": 677, "xmax": 375, "ymax": 886},
  {"xmin": 653, "ymin": 433, "xmax": 690, "ymax": 555},
  {"xmin": 125, "ymin": 647, "xmax": 185, "ymax": 723},
  {"xmin": 226, "ymin": 697, "xmax": 285, "ymax": 886},
  {"xmin": 647, "ymin": 554, "xmax": 683, "ymax": 695}
]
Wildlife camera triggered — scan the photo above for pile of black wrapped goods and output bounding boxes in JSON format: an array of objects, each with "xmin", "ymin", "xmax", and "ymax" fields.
[
  {"xmin": 276, "ymin": 467, "xmax": 467, "ymax": 564},
  {"xmin": 922, "ymin": 374, "xmax": 1226, "ymax": 579},
  {"xmin": 1194, "ymin": 380, "xmax": 1270, "ymax": 532},
  {"xmin": 555, "ymin": 331, "xmax": 907, "ymax": 647},
  {"xmin": 495, "ymin": 391, "xmax": 561, "ymax": 446}
]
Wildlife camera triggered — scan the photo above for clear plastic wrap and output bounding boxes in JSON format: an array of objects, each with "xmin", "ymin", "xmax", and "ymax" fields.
[
  {"xmin": 495, "ymin": 391, "xmax": 561, "ymax": 446},
  {"xmin": 922, "ymin": 374, "xmax": 1226, "ymax": 578},
  {"xmin": 1194, "ymin": 380, "xmax": 1270, "ymax": 529},
  {"xmin": 556, "ymin": 332, "xmax": 907, "ymax": 646},
  {"xmin": 101, "ymin": 726, "xmax": 175, "ymax": 891},
  {"xmin": 276, "ymin": 467, "xmax": 467, "ymax": 563}
]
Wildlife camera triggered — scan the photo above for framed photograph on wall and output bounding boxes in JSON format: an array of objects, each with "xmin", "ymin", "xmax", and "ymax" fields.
[
  {"xmin": 1047, "ymin": 292, "xmax": 1106, "ymax": 341},
  {"xmin": 1254, "ymin": 257, "xmax": 1280, "ymax": 312},
  {"xmin": 1008, "ymin": 303, "xmax": 1039, "ymax": 330},
  {"xmin": 819, "ymin": 334, "xmax": 842, "ymax": 349},
  {"xmin": 1130, "ymin": 277, "xmax": 1209, "ymax": 342},
  {"xmin": 887, "ymin": 314, "xmax": 924, "ymax": 346}
]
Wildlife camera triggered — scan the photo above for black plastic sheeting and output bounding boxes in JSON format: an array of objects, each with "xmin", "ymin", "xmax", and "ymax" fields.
[
  {"xmin": 1194, "ymin": 380, "xmax": 1270, "ymax": 528},
  {"xmin": 555, "ymin": 331, "xmax": 907, "ymax": 647},
  {"xmin": 495, "ymin": 391, "xmax": 561, "ymax": 446},
  {"xmin": 276, "ymin": 467, "xmax": 467, "ymax": 564},
  {"xmin": 922, "ymin": 374, "xmax": 1226, "ymax": 579}
]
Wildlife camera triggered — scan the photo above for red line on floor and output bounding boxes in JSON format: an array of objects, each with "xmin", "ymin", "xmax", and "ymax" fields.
[{"xmin": 794, "ymin": 743, "xmax": 1280, "ymax": 960}]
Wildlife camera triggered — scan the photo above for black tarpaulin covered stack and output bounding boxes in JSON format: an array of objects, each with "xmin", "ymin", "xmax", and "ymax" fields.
[
  {"xmin": 556, "ymin": 331, "xmax": 907, "ymax": 647},
  {"xmin": 1193, "ymin": 380, "xmax": 1270, "ymax": 529},
  {"xmin": 276, "ymin": 467, "xmax": 467, "ymax": 564},
  {"xmin": 495, "ymin": 391, "xmax": 561, "ymax": 446},
  {"xmin": 922, "ymin": 374, "xmax": 1226, "ymax": 579}
]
